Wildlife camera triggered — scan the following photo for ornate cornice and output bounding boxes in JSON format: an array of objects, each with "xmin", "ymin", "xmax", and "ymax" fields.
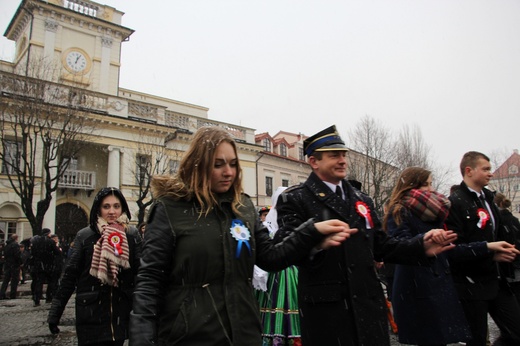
[{"xmin": 44, "ymin": 19, "xmax": 59, "ymax": 32}]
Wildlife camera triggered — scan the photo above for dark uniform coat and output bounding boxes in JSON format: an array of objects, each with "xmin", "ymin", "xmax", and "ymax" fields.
[
  {"xmin": 130, "ymin": 189, "xmax": 327, "ymax": 346},
  {"xmin": 275, "ymin": 172, "xmax": 428, "ymax": 346}
]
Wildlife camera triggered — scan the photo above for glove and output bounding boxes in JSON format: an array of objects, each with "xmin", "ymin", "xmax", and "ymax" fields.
[{"xmin": 49, "ymin": 323, "xmax": 60, "ymax": 334}]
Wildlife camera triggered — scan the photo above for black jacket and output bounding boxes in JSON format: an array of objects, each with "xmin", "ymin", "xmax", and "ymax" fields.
[
  {"xmin": 48, "ymin": 226, "xmax": 141, "ymax": 345},
  {"xmin": 498, "ymin": 208, "xmax": 520, "ymax": 274},
  {"xmin": 29, "ymin": 236, "xmax": 61, "ymax": 274},
  {"xmin": 3, "ymin": 238, "xmax": 21, "ymax": 269},
  {"xmin": 445, "ymin": 181, "xmax": 506, "ymax": 299},
  {"xmin": 274, "ymin": 172, "xmax": 427, "ymax": 346},
  {"xmin": 129, "ymin": 192, "xmax": 326, "ymax": 346}
]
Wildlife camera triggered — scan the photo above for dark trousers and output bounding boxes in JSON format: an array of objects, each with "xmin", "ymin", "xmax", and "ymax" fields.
[
  {"xmin": 460, "ymin": 286, "xmax": 520, "ymax": 346},
  {"xmin": 0, "ymin": 266, "xmax": 20, "ymax": 299},
  {"xmin": 30, "ymin": 271, "xmax": 49, "ymax": 304}
]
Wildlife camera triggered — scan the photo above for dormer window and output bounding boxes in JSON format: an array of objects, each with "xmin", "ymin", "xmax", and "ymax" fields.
[
  {"xmin": 263, "ymin": 138, "xmax": 271, "ymax": 152},
  {"xmin": 280, "ymin": 143, "xmax": 287, "ymax": 157}
]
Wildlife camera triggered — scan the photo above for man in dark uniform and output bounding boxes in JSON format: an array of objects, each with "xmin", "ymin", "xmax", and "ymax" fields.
[
  {"xmin": 274, "ymin": 125, "xmax": 458, "ymax": 346},
  {"xmin": 0, "ymin": 234, "xmax": 21, "ymax": 299},
  {"xmin": 30, "ymin": 228, "xmax": 61, "ymax": 306},
  {"xmin": 445, "ymin": 151, "xmax": 520, "ymax": 346}
]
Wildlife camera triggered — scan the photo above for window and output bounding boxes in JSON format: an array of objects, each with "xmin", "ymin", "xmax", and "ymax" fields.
[
  {"xmin": 64, "ymin": 157, "xmax": 78, "ymax": 171},
  {"xmin": 136, "ymin": 154, "xmax": 151, "ymax": 185},
  {"xmin": 280, "ymin": 143, "xmax": 287, "ymax": 157},
  {"xmin": 169, "ymin": 159, "xmax": 180, "ymax": 174},
  {"xmin": 1, "ymin": 140, "xmax": 21, "ymax": 174},
  {"xmin": 299, "ymin": 147, "xmax": 304, "ymax": 161},
  {"xmin": 263, "ymin": 138, "xmax": 271, "ymax": 152},
  {"xmin": 265, "ymin": 176, "xmax": 273, "ymax": 197},
  {"xmin": 282, "ymin": 179, "xmax": 289, "ymax": 187},
  {"xmin": 509, "ymin": 165, "xmax": 519, "ymax": 175},
  {"xmin": 0, "ymin": 221, "xmax": 16, "ymax": 242}
]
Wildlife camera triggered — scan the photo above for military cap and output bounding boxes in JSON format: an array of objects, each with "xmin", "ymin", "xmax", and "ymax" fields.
[{"xmin": 303, "ymin": 125, "xmax": 348, "ymax": 156}]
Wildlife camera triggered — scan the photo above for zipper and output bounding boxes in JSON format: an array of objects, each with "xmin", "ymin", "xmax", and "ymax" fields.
[{"xmin": 110, "ymin": 286, "xmax": 115, "ymax": 341}]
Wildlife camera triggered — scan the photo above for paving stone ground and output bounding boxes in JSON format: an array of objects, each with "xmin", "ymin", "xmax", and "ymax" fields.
[{"xmin": 0, "ymin": 280, "xmax": 500, "ymax": 345}]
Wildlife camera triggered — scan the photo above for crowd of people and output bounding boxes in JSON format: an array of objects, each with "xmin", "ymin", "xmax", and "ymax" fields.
[{"xmin": 1, "ymin": 125, "xmax": 519, "ymax": 346}]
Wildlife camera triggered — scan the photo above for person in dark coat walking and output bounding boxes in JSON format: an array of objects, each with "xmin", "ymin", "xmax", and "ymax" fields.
[
  {"xmin": 274, "ymin": 125, "xmax": 458, "ymax": 346},
  {"xmin": 494, "ymin": 192, "xmax": 520, "ymax": 302},
  {"xmin": 129, "ymin": 126, "xmax": 354, "ymax": 346},
  {"xmin": 446, "ymin": 151, "xmax": 520, "ymax": 346},
  {"xmin": 48, "ymin": 187, "xmax": 141, "ymax": 346},
  {"xmin": 46, "ymin": 234, "xmax": 63, "ymax": 302},
  {"xmin": 0, "ymin": 234, "xmax": 22, "ymax": 299},
  {"xmin": 29, "ymin": 228, "xmax": 60, "ymax": 306},
  {"xmin": 383, "ymin": 167, "xmax": 473, "ymax": 345}
]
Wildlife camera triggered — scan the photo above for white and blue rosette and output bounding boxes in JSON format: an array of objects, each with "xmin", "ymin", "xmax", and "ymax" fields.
[{"xmin": 230, "ymin": 219, "xmax": 252, "ymax": 258}]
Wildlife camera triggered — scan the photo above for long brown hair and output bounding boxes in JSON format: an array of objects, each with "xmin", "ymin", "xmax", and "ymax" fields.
[
  {"xmin": 383, "ymin": 167, "xmax": 431, "ymax": 229},
  {"xmin": 152, "ymin": 126, "xmax": 244, "ymax": 216}
]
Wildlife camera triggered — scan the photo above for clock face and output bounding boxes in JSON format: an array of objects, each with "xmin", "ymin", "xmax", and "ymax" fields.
[{"xmin": 64, "ymin": 50, "xmax": 89, "ymax": 73}]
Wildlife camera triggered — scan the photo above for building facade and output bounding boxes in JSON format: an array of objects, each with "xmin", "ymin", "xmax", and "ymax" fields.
[{"xmin": 0, "ymin": 0, "xmax": 261, "ymax": 242}]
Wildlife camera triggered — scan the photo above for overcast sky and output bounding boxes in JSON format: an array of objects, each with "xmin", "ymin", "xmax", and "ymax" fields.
[{"xmin": 1, "ymin": 0, "xmax": 519, "ymax": 183}]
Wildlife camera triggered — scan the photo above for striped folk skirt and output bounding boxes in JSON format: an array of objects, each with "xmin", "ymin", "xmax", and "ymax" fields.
[{"xmin": 256, "ymin": 266, "xmax": 301, "ymax": 346}]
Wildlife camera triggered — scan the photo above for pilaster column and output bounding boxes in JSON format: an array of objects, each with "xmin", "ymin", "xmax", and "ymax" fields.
[{"xmin": 107, "ymin": 146, "xmax": 122, "ymax": 188}]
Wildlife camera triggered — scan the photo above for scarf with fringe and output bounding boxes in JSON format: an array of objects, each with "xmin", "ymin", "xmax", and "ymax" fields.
[
  {"xmin": 89, "ymin": 215, "xmax": 130, "ymax": 287},
  {"xmin": 401, "ymin": 189, "xmax": 451, "ymax": 223}
]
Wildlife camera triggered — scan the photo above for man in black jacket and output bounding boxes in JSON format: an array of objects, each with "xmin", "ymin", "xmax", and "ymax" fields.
[
  {"xmin": 274, "ymin": 125, "xmax": 457, "ymax": 346},
  {"xmin": 30, "ymin": 228, "xmax": 61, "ymax": 306},
  {"xmin": 445, "ymin": 151, "xmax": 520, "ymax": 346},
  {"xmin": 0, "ymin": 234, "xmax": 21, "ymax": 299}
]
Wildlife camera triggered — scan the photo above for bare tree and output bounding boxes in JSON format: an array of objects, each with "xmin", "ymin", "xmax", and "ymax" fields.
[
  {"xmin": 130, "ymin": 133, "xmax": 182, "ymax": 225},
  {"xmin": 346, "ymin": 115, "xmax": 399, "ymax": 216},
  {"xmin": 0, "ymin": 61, "xmax": 94, "ymax": 235},
  {"xmin": 395, "ymin": 124, "xmax": 432, "ymax": 170},
  {"xmin": 394, "ymin": 124, "xmax": 454, "ymax": 194}
]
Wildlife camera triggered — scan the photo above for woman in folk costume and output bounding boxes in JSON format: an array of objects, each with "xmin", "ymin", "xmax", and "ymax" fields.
[
  {"xmin": 48, "ymin": 187, "xmax": 141, "ymax": 346},
  {"xmin": 383, "ymin": 167, "xmax": 471, "ymax": 346},
  {"xmin": 129, "ymin": 126, "xmax": 355, "ymax": 346},
  {"xmin": 256, "ymin": 186, "xmax": 302, "ymax": 346}
]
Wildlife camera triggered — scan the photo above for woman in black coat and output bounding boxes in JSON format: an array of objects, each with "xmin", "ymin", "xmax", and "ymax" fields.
[
  {"xmin": 48, "ymin": 187, "xmax": 141, "ymax": 346},
  {"xmin": 383, "ymin": 167, "xmax": 471, "ymax": 345}
]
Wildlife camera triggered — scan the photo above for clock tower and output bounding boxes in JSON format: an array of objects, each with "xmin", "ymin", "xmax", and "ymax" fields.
[{"xmin": 4, "ymin": 0, "xmax": 134, "ymax": 95}]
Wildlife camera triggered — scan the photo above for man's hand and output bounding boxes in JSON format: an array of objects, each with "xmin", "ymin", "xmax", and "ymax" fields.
[
  {"xmin": 488, "ymin": 241, "xmax": 520, "ymax": 262},
  {"xmin": 423, "ymin": 229, "xmax": 457, "ymax": 257},
  {"xmin": 315, "ymin": 219, "xmax": 358, "ymax": 250}
]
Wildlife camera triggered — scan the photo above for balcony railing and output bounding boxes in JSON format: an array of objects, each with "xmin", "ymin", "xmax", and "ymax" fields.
[{"xmin": 59, "ymin": 170, "xmax": 96, "ymax": 190}]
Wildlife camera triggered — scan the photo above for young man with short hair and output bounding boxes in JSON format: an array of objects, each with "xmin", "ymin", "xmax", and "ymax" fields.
[{"xmin": 446, "ymin": 151, "xmax": 520, "ymax": 346}]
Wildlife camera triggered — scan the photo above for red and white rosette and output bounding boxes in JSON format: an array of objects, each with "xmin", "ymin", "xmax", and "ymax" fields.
[
  {"xmin": 355, "ymin": 201, "xmax": 374, "ymax": 229},
  {"xmin": 108, "ymin": 232, "xmax": 123, "ymax": 256},
  {"xmin": 476, "ymin": 208, "xmax": 489, "ymax": 229}
]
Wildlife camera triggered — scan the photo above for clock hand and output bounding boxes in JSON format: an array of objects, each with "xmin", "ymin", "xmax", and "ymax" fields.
[{"xmin": 75, "ymin": 55, "xmax": 80, "ymax": 64}]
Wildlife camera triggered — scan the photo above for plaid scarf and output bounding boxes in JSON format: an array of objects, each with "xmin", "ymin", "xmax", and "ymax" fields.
[
  {"xmin": 401, "ymin": 189, "xmax": 451, "ymax": 223},
  {"xmin": 89, "ymin": 215, "xmax": 130, "ymax": 287}
]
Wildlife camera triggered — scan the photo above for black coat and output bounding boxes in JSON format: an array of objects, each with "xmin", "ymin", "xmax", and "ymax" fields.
[
  {"xmin": 29, "ymin": 236, "xmax": 61, "ymax": 274},
  {"xmin": 3, "ymin": 239, "xmax": 21, "ymax": 269},
  {"xmin": 275, "ymin": 172, "xmax": 428, "ymax": 346},
  {"xmin": 498, "ymin": 208, "xmax": 520, "ymax": 274},
  {"xmin": 129, "ymin": 192, "xmax": 327, "ymax": 346},
  {"xmin": 387, "ymin": 208, "xmax": 471, "ymax": 344},
  {"xmin": 48, "ymin": 226, "xmax": 141, "ymax": 345},
  {"xmin": 445, "ymin": 182, "xmax": 505, "ymax": 299}
]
